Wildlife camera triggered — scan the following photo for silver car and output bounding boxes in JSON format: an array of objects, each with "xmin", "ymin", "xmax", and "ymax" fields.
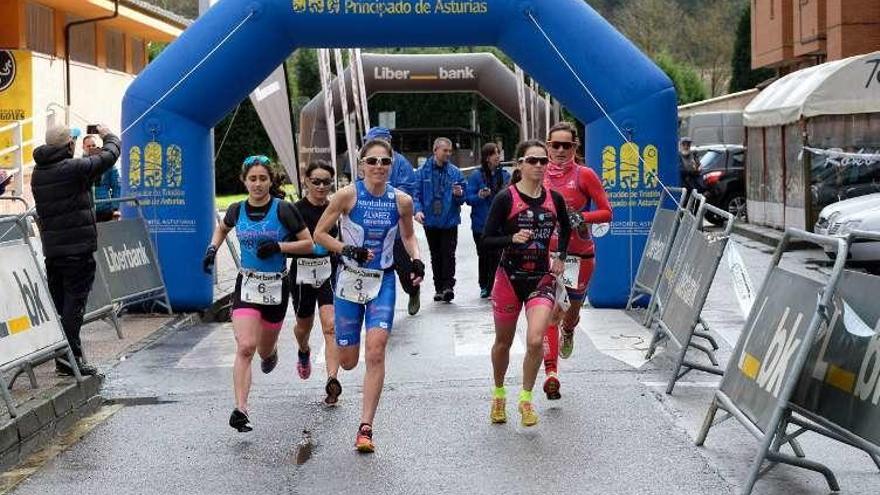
[{"xmin": 815, "ymin": 192, "xmax": 880, "ymax": 273}]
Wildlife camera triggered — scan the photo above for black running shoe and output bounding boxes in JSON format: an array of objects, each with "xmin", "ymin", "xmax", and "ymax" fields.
[
  {"xmin": 261, "ymin": 350, "xmax": 278, "ymax": 374},
  {"xmin": 324, "ymin": 376, "xmax": 342, "ymax": 406},
  {"xmin": 442, "ymin": 288, "xmax": 455, "ymax": 303},
  {"xmin": 229, "ymin": 408, "xmax": 253, "ymax": 432},
  {"xmin": 433, "ymin": 292, "xmax": 443, "ymax": 302}
]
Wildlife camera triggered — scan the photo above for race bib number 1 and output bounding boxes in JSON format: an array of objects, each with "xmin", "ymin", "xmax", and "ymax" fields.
[
  {"xmin": 296, "ymin": 257, "xmax": 332, "ymax": 287},
  {"xmin": 336, "ymin": 265, "xmax": 383, "ymax": 304},
  {"xmin": 241, "ymin": 272, "xmax": 283, "ymax": 306},
  {"xmin": 562, "ymin": 256, "xmax": 581, "ymax": 289}
]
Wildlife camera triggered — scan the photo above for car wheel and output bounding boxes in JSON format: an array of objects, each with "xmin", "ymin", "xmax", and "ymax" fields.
[{"xmin": 725, "ymin": 194, "xmax": 748, "ymax": 223}]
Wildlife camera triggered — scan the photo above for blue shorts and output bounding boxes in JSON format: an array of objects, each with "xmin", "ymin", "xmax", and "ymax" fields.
[{"xmin": 334, "ymin": 268, "xmax": 396, "ymax": 347}]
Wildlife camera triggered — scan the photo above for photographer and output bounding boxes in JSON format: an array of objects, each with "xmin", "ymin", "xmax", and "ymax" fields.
[{"xmin": 31, "ymin": 124, "xmax": 121, "ymax": 376}]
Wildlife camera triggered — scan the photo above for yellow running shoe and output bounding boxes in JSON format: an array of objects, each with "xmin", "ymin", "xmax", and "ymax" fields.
[
  {"xmin": 519, "ymin": 401, "xmax": 539, "ymax": 427},
  {"xmin": 490, "ymin": 397, "xmax": 507, "ymax": 424},
  {"xmin": 355, "ymin": 424, "xmax": 374, "ymax": 453}
]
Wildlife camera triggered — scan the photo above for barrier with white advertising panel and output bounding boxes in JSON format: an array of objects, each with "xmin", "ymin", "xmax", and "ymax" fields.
[
  {"xmin": 696, "ymin": 229, "xmax": 880, "ymax": 495},
  {"xmin": 0, "ymin": 216, "xmax": 82, "ymax": 417}
]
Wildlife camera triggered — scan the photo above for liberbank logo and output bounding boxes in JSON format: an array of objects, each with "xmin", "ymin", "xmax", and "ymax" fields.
[{"xmin": 374, "ymin": 65, "xmax": 476, "ymax": 81}]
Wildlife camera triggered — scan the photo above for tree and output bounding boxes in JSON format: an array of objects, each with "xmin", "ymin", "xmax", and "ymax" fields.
[
  {"xmin": 654, "ymin": 52, "xmax": 707, "ymax": 104},
  {"xmin": 213, "ymin": 98, "xmax": 274, "ymax": 195},
  {"xmin": 729, "ymin": 1, "xmax": 775, "ymax": 92}
]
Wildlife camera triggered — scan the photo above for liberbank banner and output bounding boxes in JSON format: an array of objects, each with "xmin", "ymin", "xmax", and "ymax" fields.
[
  {"xmin": 0, "ymin": 50, "xmax": 33, "ymax": 170},
  {"xmin": 95, "ymin": 219, "xmax": 165, "ymax": 303}
]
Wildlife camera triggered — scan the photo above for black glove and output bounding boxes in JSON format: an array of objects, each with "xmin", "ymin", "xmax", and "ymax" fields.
[
  {"xmin": 256, "ymin": 240, "xmax": 281, "ymax": 259},
  {"xmin": 341, "ymin": 244, "xmax": 370, "ymax": 264},
  {"xmin": 202, "ymin": 246, "xmax": 217, "ymax": 274},
  {"xmin": 411, "ymin": 259, "xmax": 425, "ymax": 279},
  {"xmin": 568, "ymin": 210, "xmax": 585, "ymax": 230}
]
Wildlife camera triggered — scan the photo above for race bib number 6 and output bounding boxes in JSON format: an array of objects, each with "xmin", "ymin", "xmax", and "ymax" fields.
[
  {"xmin": 241, "ymin": 271, "xmax": 283, "ymax": 306},
  {"xmin": 336, "ymin": 265, "xmax": 383, "ymax": 304}
]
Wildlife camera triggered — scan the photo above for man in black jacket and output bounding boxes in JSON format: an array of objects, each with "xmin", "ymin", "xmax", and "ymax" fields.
[{"xmin": 32, "ymin": 124, "xmax": 120, "ymax": 376}]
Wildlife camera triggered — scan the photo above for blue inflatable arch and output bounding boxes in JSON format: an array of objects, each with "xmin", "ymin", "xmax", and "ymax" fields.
[{"xmin": 122, "ymin": 0, "xmax": 678, "ymax": 310}]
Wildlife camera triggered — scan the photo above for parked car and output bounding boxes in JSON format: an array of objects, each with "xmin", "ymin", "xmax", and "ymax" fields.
[
  {"xmin": 693, "ymin": 144, "xmax": 746, "ymax": 225},
  {"xmin": 814, "ymin": 192, "xmax": 880, "ymax": 274}
]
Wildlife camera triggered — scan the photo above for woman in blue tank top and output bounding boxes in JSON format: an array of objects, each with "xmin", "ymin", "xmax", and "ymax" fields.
[
  {"xmin": 202, "ymin": 156, "xmax": 313, "ymax": 433},
  {"xmin": 314, "ymin": 139, "xmax": 425, "ymax": 453}
]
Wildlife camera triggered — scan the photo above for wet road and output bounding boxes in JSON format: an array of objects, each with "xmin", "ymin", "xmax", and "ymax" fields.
[{"xmin": 10, "ymin": 216, "xmax": 880, "ymax": 495}]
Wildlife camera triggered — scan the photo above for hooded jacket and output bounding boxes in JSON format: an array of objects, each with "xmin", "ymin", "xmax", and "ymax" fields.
[
  {"xmin": 31, "ymin": 133, "xmax": 121, "ymax": 258},
  {"xmin": 413, "ymin": 156, "xmax": 465, "ymax": 229}
]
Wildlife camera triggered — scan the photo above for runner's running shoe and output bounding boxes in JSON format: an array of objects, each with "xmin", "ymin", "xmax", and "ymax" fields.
[
  {"xmin": 519, "ymin": 401, "xmax": 539, "ymax": 427},
  {"xmin": 324, "ymin": 376, "xmax": 342, "ymax": 406},
  {"xmin": 297, "ymin": 350, "xmax": 311, "ymax": 380},
  {"xmin": 260, "ymin": 350, "xmax": 278, "ymax": 374},
  {"xmin": 560, "ymin": 328, "xmax": 575, "ymax": 359},
  {"xmin": 490, "ymin": 397, "xmax": 507, "ymax": 424},
  {"xmin": 229, "ymin": 408, "xmax": 253, "ymax": 432},
  {"xmin": 543, "ymin": 372, "xmax": 561, "ymax": 400},
  {"xmin": 355, "ymin": 424, "xmax": 374, "ymax": 453}
]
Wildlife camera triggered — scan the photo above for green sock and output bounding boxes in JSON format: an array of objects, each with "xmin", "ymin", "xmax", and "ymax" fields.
[
  {"xmin": 519, "ymin": 390, "xmax": 532, "ymax": 403},
  {"xmin": 492, "ymin": 386, "xmax": 506, "ymax": 399}
]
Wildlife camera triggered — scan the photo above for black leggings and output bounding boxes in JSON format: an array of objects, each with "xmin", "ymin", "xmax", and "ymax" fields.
[{"xmin": 472, "ymin": 231, "xmax": 501, "ymax": 292}]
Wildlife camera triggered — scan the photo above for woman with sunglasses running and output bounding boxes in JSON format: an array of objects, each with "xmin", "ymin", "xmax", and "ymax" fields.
[
  {"xmin": 203, "ymin": 155, "xmax": 314, "ymax": 432},
  {"xmin": 541, "ymin": 122, "xmax": 612, "ymax": 401},
  {"xmin": 484, "ymin": 140, "xmax": 571, "ymax": 427},
  {"xmin": 314, "ymin": 139, "xmax": 425, "ymax": 453},
  {"xmin": 289, "ymin": 161, "xmax": 342, "ymax": 405}
]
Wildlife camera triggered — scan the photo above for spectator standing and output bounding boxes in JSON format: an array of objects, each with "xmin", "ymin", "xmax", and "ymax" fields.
[
  {"xmin": 679, "ymin": 137, "xmax": 699, "ymax": 190},
  {"xmin": 31, "ymin": 124, "xmax": 121, "ymax": 376},
  {"xmin": 466, "ymin": 143, "xmax": 510, "ymax": 298},
  {"xmin": 413, "ymin": 137, "xmax": 465, "ymax": 302},
  {"xmin": 84, "ymin": 135, "xmax": 120, "ymax": 222}
]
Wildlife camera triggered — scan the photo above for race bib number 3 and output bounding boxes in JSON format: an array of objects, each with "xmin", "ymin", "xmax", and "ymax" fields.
[
  {"xmin": 296, "ymin": 257, "xmax": 332, "ymax": 287},
  {"xmin": 562, "ymin": 256, "xmax": 581, "ymax": 289},
  {"xmin": 241, "ymin": 272, "xmax": 283, "ymax": 306},
  {"xmin": 336, "ymin": 265, "xmax": 383, "ymax": 304}
]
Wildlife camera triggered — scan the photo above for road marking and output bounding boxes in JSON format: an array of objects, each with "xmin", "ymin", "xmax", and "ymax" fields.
[
  {"xmin": 641, "ymin": 380, "xmax": 720, "ymax": 388},
  {"xmin": 581, "ymin": 309, "xmax": 653, "ymax": 369},
  {"xmin": 454, "ymin": 320, "xmax": 523, "ymax": 357},
  {"xmin": 176, "ymin": 328, "xmax": 235, "ymax": 368}
]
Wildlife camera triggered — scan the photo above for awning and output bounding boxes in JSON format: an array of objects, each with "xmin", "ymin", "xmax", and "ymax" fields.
[{"xmin": 743, "ymin": 50, "xmax": 880, "ymax": 127}]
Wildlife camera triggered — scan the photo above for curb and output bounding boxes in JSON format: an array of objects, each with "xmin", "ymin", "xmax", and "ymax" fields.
[
  {"xmin": 731, "ymin": 223, "xmax": 810, "ymax": 250},
  {"xmin": 0, "ymin": 375, "xmax": 104, "ymax": 472}
]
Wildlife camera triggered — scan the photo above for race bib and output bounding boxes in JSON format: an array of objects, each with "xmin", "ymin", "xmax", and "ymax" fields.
[
  {"xmin": 336, "ymin": 265, "xmax": 383, "ymax": 304},
  {"xmin": 562, "ymin": 256, "xmax": 581, "ymax": 289},
  {"xmin": 555, "ymin": 275, "xmax": 571, "ymax": 311},
  {"xmin": 241, "ymin": 271, "xmax": 284, "ymax": 306},
  {"xmin": 296, "ymin": 257, "xmax": 332, "ymax": 287}
]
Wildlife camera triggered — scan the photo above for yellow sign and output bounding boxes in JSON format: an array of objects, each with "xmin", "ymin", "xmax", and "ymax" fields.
[
  {"xmin": 602, "ymin": 142, "xmax": 662, "ymax": 210},
  {"xmin": 0, "ymin": 50, "xmax": 33, "ymax": 169}
]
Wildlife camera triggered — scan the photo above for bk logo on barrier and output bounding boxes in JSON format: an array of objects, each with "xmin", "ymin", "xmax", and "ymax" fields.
[{"xmin": 1, "ymin": 268, "xmax": 52, "ymax": 338}]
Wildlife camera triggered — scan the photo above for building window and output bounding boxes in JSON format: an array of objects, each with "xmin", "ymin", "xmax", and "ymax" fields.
[
  {"xmin": 67, "ymin": 15, "xmax": 96, "ymax": 65},
  {"xmin": 131, "ymin": 37, "xmax": 145, "ymax": 73},
  {"xmin": 105, "ymin": 29, "xmax": 124, "ymax": 71},
  {"xmin": 25, "ymin": 2, "xmax": 54, "ymax": 55}
]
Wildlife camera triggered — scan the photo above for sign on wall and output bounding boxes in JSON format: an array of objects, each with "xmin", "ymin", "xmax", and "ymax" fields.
[{"xmin": 0, "ymin": 50, "xmax": 33, "ymax": 169}]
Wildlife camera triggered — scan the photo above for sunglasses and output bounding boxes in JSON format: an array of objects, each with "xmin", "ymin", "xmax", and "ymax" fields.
[
  {"xmin": 548, "ymin": 141, "xmax": 575, "ymax": 151},
  {"xmin": 362, "ymin": 156, "xmax": 393, "ymax": 167},
  {"xmin": 242, "ymin": 155, "xmax": 270, "ymax": 168},
  {"xmin": 518, "ymin": 156, "xmax": 550, "ymax": 166},
  {"xmin": 309, "ymin": 178, "xmax": 332, "ymax": 187}
]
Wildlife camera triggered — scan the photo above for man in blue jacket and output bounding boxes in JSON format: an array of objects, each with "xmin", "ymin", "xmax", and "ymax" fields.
[
  {"xmin": 363, "ymin": 126, "xmax": 422, "ymax": 315},
  {"xmin": 413, "ymin": 137, "xmax": 465, "ymax": 302},
  {"xmin": 84, "ymin": 135, "xmax": 120, "ymax": 222},
  {"xmin": 466, "ymin": 143, "xmax": 510, "ymax": 298}
]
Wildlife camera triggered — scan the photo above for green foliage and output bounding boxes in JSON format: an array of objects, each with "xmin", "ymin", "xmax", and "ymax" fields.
[
  {"xmin": 729, "ymin": 1, "xmax": 775, "ymax": 92},
  {"xmin": 654, "ymin": 52, "xmax": 707, "ymax": 104},
  {"xmin": 213, "ymin": 98, "xmax": 274, "ymax": 195}
]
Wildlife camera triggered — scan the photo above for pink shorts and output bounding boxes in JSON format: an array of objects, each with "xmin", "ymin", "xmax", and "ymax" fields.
[
  {"xmin": 492, "ymin": 268, "xmax": 557, "ymax": 324},
  {"xmin": 232, "ymin": 308, "xmax": 283, "ymax": 331}
]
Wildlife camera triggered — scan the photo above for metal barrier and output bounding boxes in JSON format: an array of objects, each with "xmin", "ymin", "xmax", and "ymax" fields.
[
  {"xmin": 94, "ymin": 197, "xmax": 172, "ymax": 314},
  {"xmin": 626, "ymin": 186, "xmax": 687, "ymax": 311},
  {"xmin": 0, "ymin": 117, "xmax": 38, "ymax": 198},
  {"xmin": 645, "ymin": 201, "xmax": 735, "ymax": 393},
  {"xmin": 0, "ymin": 216, "xmax": 83, "ymax": 417},
  {"xmin": 694, "ymin": 229, "xmax": 880, "ymax": 494}
]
